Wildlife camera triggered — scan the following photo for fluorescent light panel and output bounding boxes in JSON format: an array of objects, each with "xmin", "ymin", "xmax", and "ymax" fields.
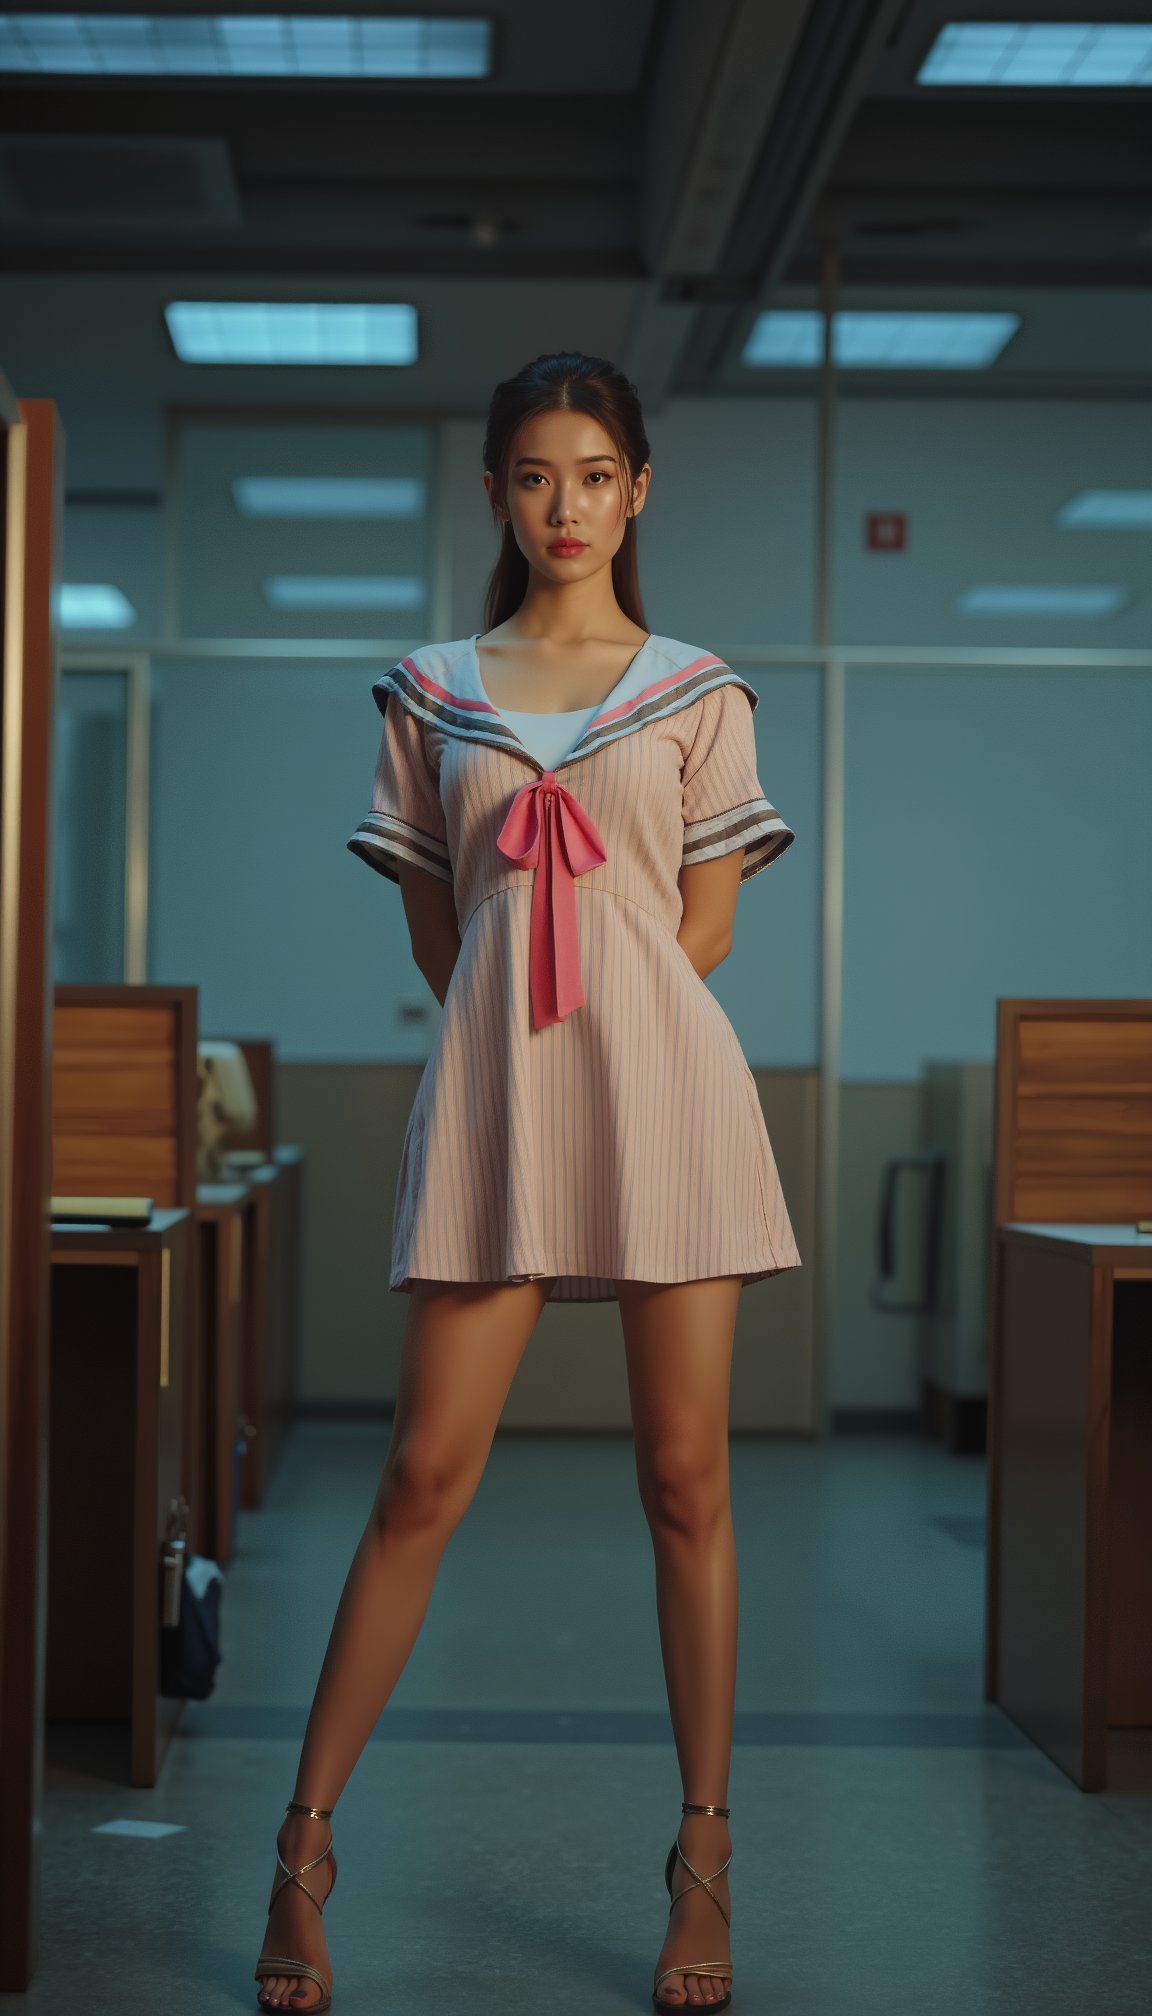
[
  {"xmin": 166, "ymin": 303, "xmax": 418, "ymax": 365},
  {"xmin": 741, "ymin": 310, "xmax": 1020, "ymax": 369},
  {"xmin": 1057, "ymin": 489, "xmax": 1152, "ymax": 528},
  {"xmin": 918, "ymin": 24, "xmax": 1152, "ymax": 88},
  {"xmin": 233, "ymin": 476, "xmax": 426, "ymax": 518},
  {"xmin": 59, "ymin": 583, "xmax": 136, "ymax": 628},
  {"xmin": 264, "ymin": 575, "xmax": 426, "ymax": 611},
  {"xmin": 956, "ymin": 584, "xmax": 1127, "ymax": 617},
  {"xmin": 0, "ymin": 14, "xmax": 491, "ymax": 78}
]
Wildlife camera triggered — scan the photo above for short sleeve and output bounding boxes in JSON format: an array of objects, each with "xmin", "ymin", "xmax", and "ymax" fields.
[
  {"xmin": 346, "ymin": 680, "xmax": 452, "ymax": 886},
  {"xmin": 680, "ymin": 681, "xmax": 795, "ymax": 882}
]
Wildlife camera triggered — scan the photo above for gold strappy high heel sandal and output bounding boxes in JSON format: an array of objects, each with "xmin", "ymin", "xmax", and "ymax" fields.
[
  {"xmin": 254, "ymin": 1800, "xmax": 338, "ymax": 2013},
  {"xmin": 651, "ymin": 1800, "xmax": 734, "ymax": 2011}
]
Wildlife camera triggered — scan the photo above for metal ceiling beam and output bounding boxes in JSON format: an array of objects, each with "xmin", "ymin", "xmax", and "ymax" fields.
[
  {"xmin": 722, "ymin": 0, "xmax": 909, "ymax": 295},
  {"xmin": 626, "ymin": 0, "xmax": 813, "ymax": 407},
  {"xmin": 641, "ymin": 0, "xmax": 814, "ymax": 279},
  {"xmin": 672, "ymin": 0, "xmax": 907, "ymax": 392}
]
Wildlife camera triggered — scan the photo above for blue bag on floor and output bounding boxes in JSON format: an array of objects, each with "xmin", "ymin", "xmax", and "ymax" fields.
[{"xmin": 160, "ymin": 1554, "xmax": 224, "ymax": 1700}]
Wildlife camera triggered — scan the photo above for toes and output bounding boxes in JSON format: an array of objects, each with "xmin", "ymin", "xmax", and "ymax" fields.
[{"xmin": 258, "ymin": 1964, "xmax": 324, "ymax": 2011}]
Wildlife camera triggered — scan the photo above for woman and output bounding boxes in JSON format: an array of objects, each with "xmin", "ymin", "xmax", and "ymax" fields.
[{"xmin": 253, "ymin": 352, "xmax": 801, "ymax": 2014}]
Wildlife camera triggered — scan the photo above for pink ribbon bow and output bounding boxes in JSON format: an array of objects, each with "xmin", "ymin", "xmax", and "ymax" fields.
[{"xmin": 495, "ymin": 771, "xmax": 608, "ymax": 1030}]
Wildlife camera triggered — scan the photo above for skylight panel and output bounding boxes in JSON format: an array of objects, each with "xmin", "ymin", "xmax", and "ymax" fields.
[
  {"xmin": 59, "ymin": 584, "xmax": 137, "ymax": 628},
  {"xmin": 233, "ymin": 476, "xmax": 426, "ymax": 518},
  {"xmin": 165, "ymin": 302, "xmax": 418, "ymax": 365},
  {"xmin": 741, "ymin": 310, "xmax": 1020, "ymax": 370},
  {"xmin": 1057, "ymin": 490, "xmax": 1152, "ymax": 529},
  {"xmin": 263, "ymin": 575, "xmax": 426, "ymax": 611},
  {"xmin": 955, "ymin": 584, "xmax": 1127, "ymax": 617},
  {"xmin": 917, "ymin": 23, "xmax": 1152, "ymax": 88},
  {"xmin": 0, "ymin": 14, "xmax": 492, "ymax": 79}
]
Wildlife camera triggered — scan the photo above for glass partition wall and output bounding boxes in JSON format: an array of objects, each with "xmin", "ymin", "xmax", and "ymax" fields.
[{"xmin": 53, "ymin": 657, "xmax": 140, "ymax": 982}]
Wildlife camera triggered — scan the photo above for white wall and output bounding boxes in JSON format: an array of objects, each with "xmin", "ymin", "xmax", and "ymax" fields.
[
  {"xmin": 832, "ymin": 398, "xmax": 1152, "ymax": 648},
  {"xmin": 841, "ymin": 664, "xmax": 1152, "ymax": 1083},
  {"xmin": 446, "ymin": 394, "xmax": 1152, "ymax": 651},
  {"xmin": 148, "ymin": 655, "xmax": 446, "ymax": 1063}
]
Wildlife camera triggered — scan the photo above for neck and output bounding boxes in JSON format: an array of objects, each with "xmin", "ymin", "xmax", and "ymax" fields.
[{"xmin": 509, "ymin": 565, "xmax": 631, "ymax": 644}]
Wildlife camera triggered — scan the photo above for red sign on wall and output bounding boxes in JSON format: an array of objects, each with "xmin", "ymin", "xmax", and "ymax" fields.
[{"xmin": 866, "ymin": 511, "xmax": 908, "ymax": 552}]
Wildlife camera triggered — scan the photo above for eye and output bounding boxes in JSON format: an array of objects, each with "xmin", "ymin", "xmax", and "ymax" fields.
[
  {"xmin": 520, "ymin": 472, "xmax": 547, "ymax": 486},
  {"xmin": 586, "ymin": 469, "xmax": 612, "ymax": 484}
]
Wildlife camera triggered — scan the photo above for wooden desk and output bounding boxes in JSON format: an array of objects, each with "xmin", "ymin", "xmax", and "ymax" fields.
[
  {"xmin": 195, "ymin": 1183, "xmax": 250, "ymax": 1565},
  {"xmin": 990, "ymin": 1222, "xmax": 1152, "ymax": 1790},
  {"xmin": 47, "ymin": 1208, "xmax": 192, "ymax": 1787}
]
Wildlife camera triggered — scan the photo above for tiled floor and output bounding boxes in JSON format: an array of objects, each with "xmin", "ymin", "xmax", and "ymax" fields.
[{"xmin": 9, "ymin": 1425, "xmax": 1152, "ymax": 2014}]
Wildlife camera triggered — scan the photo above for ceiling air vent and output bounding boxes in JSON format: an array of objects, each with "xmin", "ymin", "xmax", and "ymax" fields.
[{"xmin": 0, "ymin": 136, "xmax": 241, "ymax": 230}]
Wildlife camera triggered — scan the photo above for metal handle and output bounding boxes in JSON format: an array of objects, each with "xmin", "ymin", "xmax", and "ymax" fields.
[{"xmin": 160, "ymin": 1494, "xmax": 191, "ymax": 1628}]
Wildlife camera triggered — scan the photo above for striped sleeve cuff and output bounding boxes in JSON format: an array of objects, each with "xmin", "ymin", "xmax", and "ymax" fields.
[
  {"xmin": 681, "ymin": 799, "xmax": 795, "ymax": 882},
  {"xmin": 346, "ymin": 812, "xmax": 453, "ymax": 885}
]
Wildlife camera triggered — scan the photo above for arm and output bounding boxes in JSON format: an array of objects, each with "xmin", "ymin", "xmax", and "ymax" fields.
[
  {"xmin": 676, "ymin": 849, "xmax": 744, "ymax": 980},
  {"xmin": 676, "ymin": 677, "xmax": 794, "ymax": 978},
  {"xmin": 397, "ymin": 862, "xmax": 461, "ymax": 1008}
]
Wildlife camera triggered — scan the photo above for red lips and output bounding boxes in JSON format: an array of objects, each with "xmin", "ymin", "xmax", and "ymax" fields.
[{"xmin": 548, "ymin": 540, "xmax": 587, "ymax": 556}]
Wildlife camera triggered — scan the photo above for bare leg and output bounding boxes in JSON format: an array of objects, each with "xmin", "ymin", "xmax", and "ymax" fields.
[
  {"xmin": 255, "ymin": 1274, "xmax": 556, "ymax": 2010},
  {"xmin": 618, "ymin": 1275, "xmax": 742, "ymax": 2012}
]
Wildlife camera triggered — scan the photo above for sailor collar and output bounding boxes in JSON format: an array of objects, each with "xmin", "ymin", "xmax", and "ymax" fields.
[{"xmin": 371, "ymin": 632, "xmax": 759, "ymax": 779}]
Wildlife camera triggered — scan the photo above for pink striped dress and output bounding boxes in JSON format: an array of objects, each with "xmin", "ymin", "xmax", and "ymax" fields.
[{"xmin": 348, "ymin": 633, "xmax": 802, "ymax": 1302}]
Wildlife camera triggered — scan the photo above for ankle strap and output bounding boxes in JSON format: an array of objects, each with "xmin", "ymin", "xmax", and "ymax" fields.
[
  {"xmin": 682, "ymin": 1801, "xmax": 730, "ymax": 1819},
  {"xmin": 286, "ymin": 1801, "xmax": 334, "ymax": 1820}
]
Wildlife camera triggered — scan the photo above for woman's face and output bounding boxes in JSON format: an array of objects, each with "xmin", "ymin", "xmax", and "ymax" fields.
[{"xmin": 485, "ymin": 405, "xmax": 650, "ymax": 589}]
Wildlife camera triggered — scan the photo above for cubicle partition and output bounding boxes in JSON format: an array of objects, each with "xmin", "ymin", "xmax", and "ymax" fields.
[
  {"xmin": 48, "ymin": 983, "xmax": 200, "ymax": 1785},
  {"xmin": 0, "ymin": 388, "xmax": 64, "ymax": 1992},
  {"xmin": 985, "ymin": 997, "xmax": 1152, "ymax": 1790}
]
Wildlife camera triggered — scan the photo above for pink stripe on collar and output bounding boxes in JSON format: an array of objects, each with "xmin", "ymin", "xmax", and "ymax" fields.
[
  {"xmin": 590, "ymin": 654, "xmax": 727, "ymax": 730},
  {"xmin": 399, "ymin": 656, "xmax": 493, "ymax": 715}
]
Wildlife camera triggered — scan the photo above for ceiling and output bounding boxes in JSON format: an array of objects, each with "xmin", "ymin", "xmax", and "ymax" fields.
[{"xmin": 1, "ymin": 0, "xmax": 1149, "ymax": 433}]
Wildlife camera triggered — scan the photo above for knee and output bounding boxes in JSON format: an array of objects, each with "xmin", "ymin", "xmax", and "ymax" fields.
[
  {"xmin": 638, "ymin": 1438, "xmax": 729, "ymax": 1540},
  {"xmin": 372, "ymin": 1440, "xmax": 469, "ymax": 1542}
]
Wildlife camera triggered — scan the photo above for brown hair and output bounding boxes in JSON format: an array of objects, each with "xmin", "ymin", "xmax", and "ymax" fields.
[{"xmin": 481, "ymin": 351, "xmax": 650, "ymax": 634}]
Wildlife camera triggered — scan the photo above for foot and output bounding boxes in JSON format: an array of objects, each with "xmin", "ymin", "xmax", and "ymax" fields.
[
  {"xmin": 652, "ymin": 1813, "xmax": 732, "ymax": 2009},
  {"xmin": 255, "ymin": 1810, "xmax": 336, "ymax": 2011}
]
